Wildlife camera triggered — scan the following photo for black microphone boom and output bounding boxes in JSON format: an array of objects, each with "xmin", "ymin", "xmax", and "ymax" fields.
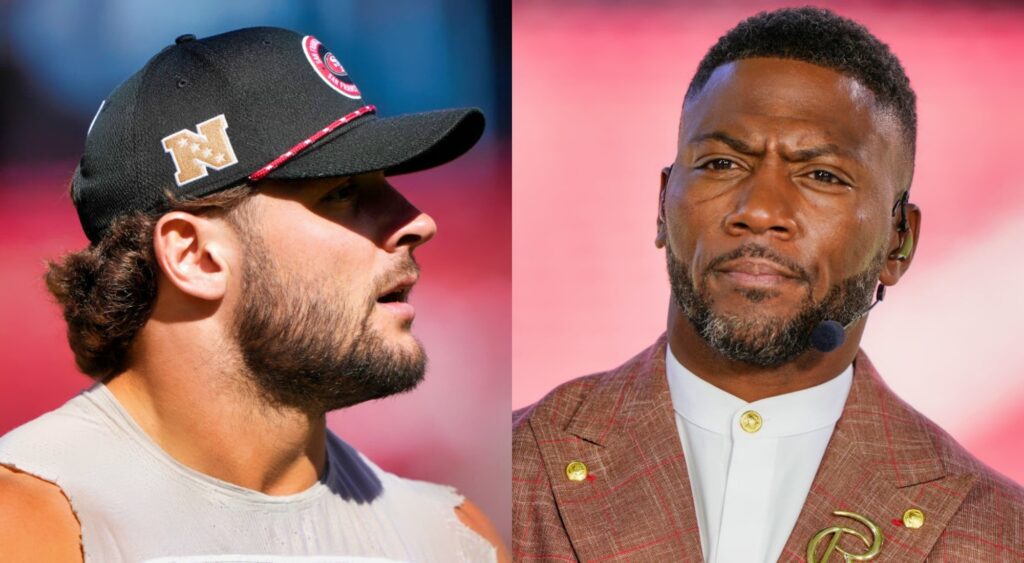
[{"xmin": 809, "ymin": 285, "xmax": 886, "ymax": 353}]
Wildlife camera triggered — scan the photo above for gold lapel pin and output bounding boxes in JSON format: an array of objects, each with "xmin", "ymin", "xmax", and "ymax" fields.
[
  {"xmin": 565, "ymin": 460, "xmax": 588, "ymax": 482},
  {"xmin": 807, "ymin": 510, "xmax": 883, "ymax": 562},
  {"xmin": 902, "ymin": 508, "xmax": 925, "ymax": 529}
]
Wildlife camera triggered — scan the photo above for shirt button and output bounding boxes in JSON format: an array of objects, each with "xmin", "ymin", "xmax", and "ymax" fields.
[{"xmin": 740, "ymin": 410, "xmax": 763, "ymax": 433}]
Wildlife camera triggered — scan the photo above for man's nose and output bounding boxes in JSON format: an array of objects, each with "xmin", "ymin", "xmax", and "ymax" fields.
[
  {"xmin": 722, "ymin": 165, "xmax": 798, "ymax": 241},
  {"xmin": 380, "ymin": 188, "xmax": 437, "ymax": 252}
]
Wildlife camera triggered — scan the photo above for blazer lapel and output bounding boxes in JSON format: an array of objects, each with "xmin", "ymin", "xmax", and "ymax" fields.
[
  {"xmin": 531, "ymin": 336, "xmax": 705, "ymax": 561},
  {"xmin": 780, "ymin": 351, "xmax": 977, "ymax": 562}
]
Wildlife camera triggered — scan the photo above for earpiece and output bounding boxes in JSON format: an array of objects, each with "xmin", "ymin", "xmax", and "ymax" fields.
[
  {"xmin": 894, "ymin": 230, "xmax": 914, "ymax": 261},
  {"xmin": 890, "ymin": 191, "xmax": 913, "ymax": 261}
]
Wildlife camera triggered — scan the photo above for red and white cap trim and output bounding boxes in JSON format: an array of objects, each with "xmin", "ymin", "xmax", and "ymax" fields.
[{"xmin": 249, "ymin": 105, "xmax": 376, "ymax": 181}]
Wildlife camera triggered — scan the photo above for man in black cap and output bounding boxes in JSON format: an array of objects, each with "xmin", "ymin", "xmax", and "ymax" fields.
[{"xmin": 0, "ymin": 27, "xmax": 508, "ymax": 561}]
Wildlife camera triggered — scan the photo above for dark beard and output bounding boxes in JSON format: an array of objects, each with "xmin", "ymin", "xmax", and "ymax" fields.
[
  {"xmin": 232, "ymin": 235, "xmax": 426, "ymax": 415},
  {"xmin": 667, "ymin": 242, "xmax": 883, "ymax": 368}
]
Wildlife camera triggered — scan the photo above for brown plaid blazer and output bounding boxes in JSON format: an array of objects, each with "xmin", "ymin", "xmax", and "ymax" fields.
[{"xmin": 512, "ymin": 335, "xmax": 1024, "ymax": 561}]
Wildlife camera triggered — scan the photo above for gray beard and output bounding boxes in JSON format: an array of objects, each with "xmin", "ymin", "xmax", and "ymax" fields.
[{"xmin": 666, "ymin": 243, "xmax": 883, "ymax": 368}]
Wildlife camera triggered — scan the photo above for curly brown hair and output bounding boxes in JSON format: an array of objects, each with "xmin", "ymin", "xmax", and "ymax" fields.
[{"xmin": 45, "ymin": 184, "xmax": 254, "ymax": 381}]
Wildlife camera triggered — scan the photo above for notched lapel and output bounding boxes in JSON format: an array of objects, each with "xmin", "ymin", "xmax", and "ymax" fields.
[
  {"xmin": 532, "ymin": 337, "xmax": 705, "ymax": 561},
  {"xmin": 780, "ymin": 351, "xmax": 978, "ymax": 562}
]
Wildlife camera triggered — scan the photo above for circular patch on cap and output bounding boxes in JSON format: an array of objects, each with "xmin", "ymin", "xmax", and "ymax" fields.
[{"xmin": 302, "ymin": 36, "xmax": 361, "ymax": 99}]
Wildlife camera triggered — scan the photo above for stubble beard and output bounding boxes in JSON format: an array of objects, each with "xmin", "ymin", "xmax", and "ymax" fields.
[
  {"xmin": 231, "ymin": 233, "xmax": 426, "ymax": 415},
  {"xmin": 666, "ymin": 243, "xmax": 884, "ymax": 368}
]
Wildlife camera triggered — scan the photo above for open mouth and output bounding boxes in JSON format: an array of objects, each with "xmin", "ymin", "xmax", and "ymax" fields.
[
  {"xmin": 374, "ymin": 271, "xmax": 419, "ymax": 323},
  {"xmin": 376, "ymin": 286, "xmax": 411, "ymax": 304},
  {"xmin": 376, "ymin": 276, "xmax": 417, "ymax": 305}
]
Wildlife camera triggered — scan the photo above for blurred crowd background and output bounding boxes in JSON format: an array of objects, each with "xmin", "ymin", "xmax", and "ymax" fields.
[
  {"xmin": 0, "ymin": 0, "xmax": 510, "ymax": 539},
  {"xmin": 514, "ymin": 0, "xmax": 1024, "ymax": 485}
]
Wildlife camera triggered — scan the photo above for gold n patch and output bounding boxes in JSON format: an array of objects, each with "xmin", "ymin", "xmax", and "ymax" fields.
[{"xmin": 161, "ymin": 114, "xmax": 239, "ymax": 186}]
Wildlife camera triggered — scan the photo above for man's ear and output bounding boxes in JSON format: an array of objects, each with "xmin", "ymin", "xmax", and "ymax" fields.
[
  {"xmin": 879, "ymin": 202, "xmax": 921, "ymax": 287},
  {"xmin": 153, "ymin": 212, "xmax": 233, "ymax": 301},
  {"xmin": 655, "ymin": 165, "xmax": 671, "ymax": 249}
]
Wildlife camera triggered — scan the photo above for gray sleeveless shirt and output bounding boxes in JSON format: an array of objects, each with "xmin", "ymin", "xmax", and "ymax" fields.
[{"xmin": 0, "ymin": 385, "xmax": 495, "ymax": 562}]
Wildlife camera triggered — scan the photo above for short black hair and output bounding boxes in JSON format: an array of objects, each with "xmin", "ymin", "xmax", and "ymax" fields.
[{"xmin": 686, "ymin": 7, "xmax": 917, "ymax": 162}]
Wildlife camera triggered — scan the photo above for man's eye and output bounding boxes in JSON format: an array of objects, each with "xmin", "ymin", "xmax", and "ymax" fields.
[
  {"xmin": 323, "ymin": 184, "xmax": 356, "ymax": 202},
  {"xmin": 699, "ymin": 158, "xmax": 738, "ymax": 171},
  {"xmin": 810, "ymin": 170, "xmax": 845, "ymax": 185}
]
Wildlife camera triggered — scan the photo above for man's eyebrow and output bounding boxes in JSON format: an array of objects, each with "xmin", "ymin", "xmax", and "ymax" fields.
[
  {"xmin": 689, "ymin": 131, "xmax": 761, "ymax": 156},
  {"xmin": 690, "ymin": 131, "xmax": 855, "ymax": 162},
  {"xmin": 785, "ymin": 144, "xmax": 853, "ymax": 162}
]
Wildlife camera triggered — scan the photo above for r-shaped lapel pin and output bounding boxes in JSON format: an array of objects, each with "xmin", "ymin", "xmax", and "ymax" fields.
[{"xmin": 807, "ymin": 510, "xmax": 883, "ymax": 562}]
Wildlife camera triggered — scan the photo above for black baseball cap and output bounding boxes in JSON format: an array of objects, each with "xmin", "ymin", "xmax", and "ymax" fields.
[{"xmin": 72, "ymin": 26, "xmax": 485, "ymax": 243}]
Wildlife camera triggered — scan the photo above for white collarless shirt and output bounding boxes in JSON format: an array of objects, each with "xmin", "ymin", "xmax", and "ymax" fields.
[{"xmin": 665, "ymin": 346, "xmax": 853, "ymax": 563}]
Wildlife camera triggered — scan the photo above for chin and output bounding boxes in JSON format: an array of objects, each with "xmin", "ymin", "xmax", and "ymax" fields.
[
  {"xmin": 372, "ymin": 315, "xmax": 415, "ymax": 337},
  {"xmin": 380, "ymin": 328, "xmax": 425, "ymax": 357},
  {"xmin": 714, "ymin": 286, "xmax": 805, "ymax": 312}
]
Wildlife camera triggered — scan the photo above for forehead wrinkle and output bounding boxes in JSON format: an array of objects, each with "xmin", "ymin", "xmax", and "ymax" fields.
[
  {"xmin": 677, "ymin": 59, "xmax": 912, "ymax": 194},
  {"xmin": 685, "ymin": 122, "xmax": 865, "ymax": 166},
  {"xmin": 676, "ymin": 76, "xmax": 914, "ymax": 231},
  {"xmin": 679, "ymin": 60, "xmax": 878, "ymax": 145}
]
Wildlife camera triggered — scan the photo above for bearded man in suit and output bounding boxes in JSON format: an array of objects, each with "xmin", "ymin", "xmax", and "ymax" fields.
[{"xmin": 512, "ymin": 7, "xmax": 1024, "ymax": 562}]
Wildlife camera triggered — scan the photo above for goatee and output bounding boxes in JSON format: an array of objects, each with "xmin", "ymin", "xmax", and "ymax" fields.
[{"xmin": 667, "ymin": 243, "xmax": 883, "ymax": 368}]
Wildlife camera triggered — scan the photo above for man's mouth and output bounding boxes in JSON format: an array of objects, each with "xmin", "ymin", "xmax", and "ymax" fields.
[
  {"xmin": 377, "ymin": 284, "xmax": 412, "ymax": 304},
  {"xmin": 715, "ymin": 258, "xmax": 800, "ymax": 278},
  {"xmin": 711, "ymin": 256, "xmax": 807, "ymax": 291},
  {"xmin": 375, "ymin": 276, "xmax": 418, "ymax": 321}
]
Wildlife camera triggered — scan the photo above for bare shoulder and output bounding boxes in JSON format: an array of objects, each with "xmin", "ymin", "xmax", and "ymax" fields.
[
  {"xmin": 0, "ymin": 464, "xmax": 82, "ymax": 562},
  {"xmin": 454, "ymin": 497, "xmax": 511, "ymax": 563}
]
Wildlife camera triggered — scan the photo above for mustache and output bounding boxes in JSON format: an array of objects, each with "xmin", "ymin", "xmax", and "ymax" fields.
[
  {"xmin": 360, "ymin": 258, "xmax": 420, "ymax": 316},
  {"xmin": 705, "ymin": 243, "xmax": 809, "ymax": 282},
  {"xmin": 373, "ymin": 258, "xmax": 421, "ymax": 296}
]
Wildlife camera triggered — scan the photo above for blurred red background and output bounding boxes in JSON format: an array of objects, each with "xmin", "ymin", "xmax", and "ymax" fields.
[
  {"xmin": 0, "ymin": 1, "xmax": 510, "ymax": 541},
  {"xmin": 0, "ymin": 144, "xmax": 511, "ymax": 535},
  {"xmin": 513, "ymin": 0, "xmax": 1024, "ymax": 484}
]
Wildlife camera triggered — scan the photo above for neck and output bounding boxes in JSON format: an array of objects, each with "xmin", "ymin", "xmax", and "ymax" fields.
[
  {"xmin": 106, "ymin": 329, "xmax": 327, "ymax": 496},
  {"xmin": 666, "ymin": 305, "xmax": 861, "ymax": 403}
]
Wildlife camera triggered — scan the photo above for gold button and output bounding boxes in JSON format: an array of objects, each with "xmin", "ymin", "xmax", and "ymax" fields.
[
  {"xmin": 565, "ymin": 460, "xmax": 588, "ymax": 481},
  {"xmin": 902, "ymin": 508, "xmax": 925, "ymax": 529},
  {"xmin": 739, "ymin": 410, "xmax": 763, "ymax": 433}
]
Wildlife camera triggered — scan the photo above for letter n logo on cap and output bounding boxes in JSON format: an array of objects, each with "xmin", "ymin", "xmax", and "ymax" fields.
[{"xmin": 161, "ymin": 114, "xmax": 239, "ymax": 186}]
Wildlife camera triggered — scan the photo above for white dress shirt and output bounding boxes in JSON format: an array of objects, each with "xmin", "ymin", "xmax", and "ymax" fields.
[{"xmin": 665, "ymin": 346, "xmax": 853, "ymax": 563}]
